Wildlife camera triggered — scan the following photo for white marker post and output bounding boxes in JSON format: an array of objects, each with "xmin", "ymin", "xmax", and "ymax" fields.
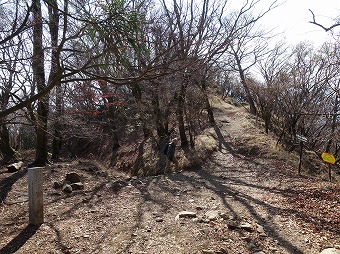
[
  {"xmin": 296, "ymin": 134, "xmax": 307, "ymax": 175},
  {"xmin": 28, "ymin": 167, "xmax": 44, "ymax": 225}
]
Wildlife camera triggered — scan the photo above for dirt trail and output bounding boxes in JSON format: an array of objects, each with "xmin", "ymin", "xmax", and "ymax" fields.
[{"xmin": 0, "ymin": 99, "xmax": 339, "ymax": 254}]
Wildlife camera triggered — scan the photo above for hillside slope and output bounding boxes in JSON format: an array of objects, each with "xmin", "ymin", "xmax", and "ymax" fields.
[{"xmin": 0, "ymin": 97, "xmax": 339, "ymax": 254}]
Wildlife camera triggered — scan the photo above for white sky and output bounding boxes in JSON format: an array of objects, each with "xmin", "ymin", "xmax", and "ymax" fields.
[{"xmin": 257, "ymin": 0, "xmax": 340, "ymax": 46}]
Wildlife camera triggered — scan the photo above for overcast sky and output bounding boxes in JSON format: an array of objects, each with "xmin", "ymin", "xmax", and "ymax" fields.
[{"xmin": 258, "ymin": 0, "xmax": 340, "ymax": 46}]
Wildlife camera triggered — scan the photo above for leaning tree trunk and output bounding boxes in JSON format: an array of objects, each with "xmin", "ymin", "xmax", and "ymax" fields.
[
  {"xmin": 234, "ymin": 53, "xmax": 257, "ymax": 115},
  {"xmin": 200, "ymin": 76, "xmax": 215, "ymax": 126},
  {"xmin": 32, "ymin": 0, "xmax": 49, "ymax": 166}
]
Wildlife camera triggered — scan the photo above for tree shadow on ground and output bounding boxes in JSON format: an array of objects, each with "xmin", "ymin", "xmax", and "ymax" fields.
[
  {"xmin": 0, "ymin": 224, "xmax": 40, "ymax": 254},
  {"xmin": 192, "ymin": 167, "xmax": 305, "ymax": 253},
  {"xmin": 213, "ymin": 124, "xmax": 241, "ymax": 158},
  {"xmin": 0, "ymin": 169, "xmax": 27, "ymax": 202}
]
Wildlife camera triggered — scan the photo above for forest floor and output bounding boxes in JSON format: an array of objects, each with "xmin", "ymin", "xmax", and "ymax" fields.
[{"xmin": 0, "ymin": 97, "xmax": 339, "ymax": 254}]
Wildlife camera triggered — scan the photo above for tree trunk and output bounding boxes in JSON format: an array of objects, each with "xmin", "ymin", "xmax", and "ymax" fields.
[
  {"xmin": 131, "ymin": 84, "xmax": 150, "ymax": 138},
  {"xmin": 48, "ymin": 0, "xmax": 63, "ymax": 161},
  {"xmin": 234, "ymin": 53, "xmax": 257, "ymax": 115},
  {"xmin": 177, "ymin": 83, "xmax": 188, "ymax": 147},
  {"xmin": 241, "ymin": 79, "xmax": 257, "ymax": 115},
  {"xmin": 98, "ymin": 80, "xmax": 120, "ymax": 152},
  {"xmin": 151, "ymin": 90, "xmax": 167, "ymax": 139},
  {"xmin": 200, "ymin": 78, "xmax": 215, "ymax": 126},
  {"xmin": 0, "ymin": 123, "xmax": 16, "ymax": 162},
  {"xmin": 32, "ymin": 0, "xmax": 49, "ymax": 166}
]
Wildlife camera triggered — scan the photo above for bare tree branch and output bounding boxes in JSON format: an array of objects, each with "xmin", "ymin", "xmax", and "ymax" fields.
[{"xmin": 309, "ymin": 9, "xmax": 340, "ymax": 32}]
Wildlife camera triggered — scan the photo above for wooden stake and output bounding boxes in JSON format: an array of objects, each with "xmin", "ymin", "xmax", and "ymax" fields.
[{"xmin": 328, "ymin": 164, "xmax": 332, "ymax": 182}]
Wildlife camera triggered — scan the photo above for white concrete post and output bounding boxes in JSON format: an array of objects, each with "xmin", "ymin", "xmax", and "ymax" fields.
[{"xmin": 28, "ymin": 167, "xmax": 44, "ymax": 225}]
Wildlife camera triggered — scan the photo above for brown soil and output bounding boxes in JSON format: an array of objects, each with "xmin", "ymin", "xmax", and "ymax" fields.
[{"xmin": 0, "ymin": 98, "xmax": 339, "ymax": 254}]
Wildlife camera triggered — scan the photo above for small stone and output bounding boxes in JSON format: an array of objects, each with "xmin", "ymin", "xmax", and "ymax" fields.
[
  {"xmin": 70, "ymin": 182, "xmax": 84, "ymax": 190},
  {"xmin": 53, "ymin": 181, "xmax": 63, "ymax": 189},
  {"xmin": 239, "ymin": 222, "xmax": 253, "ymax": 232},
  {"xmin": 320, "ymin": 248, "xmax": 340, "ymax": 254},
  {"xmin": 155, "ymin": 217, "xmax": 164, "ymax": 222},
  {"xmin": 219, "ymin": 247, "xmax": 228, "ymax": 254},
  {"xmin": 65, "ymin": 172, "xmax": 81, "ymax": 184},
  {"xmin": 253, "ymin": 252, "xmax": 265, "ymax": 254},
  {"xmin": 111, "ymin": 180, "xmax": 128, "ymax": 191},
  {"xmin": 249, "ymin": 240, "xmax": 257, "ymax": 249},
  {"xmin": 241, "ymin": 236, "xmax": 252, "ymax": 242},
  {"xmin": 175, "ymin": 211, "xmax": 197, "ymax": 220},
  {"xmin": 204, "ymin": 210, "xmax": 219, "ymax": 221},
  {"xmin": 227, "ymin": 221, "xmax": 238, "ymax": 230},
  {"xmin": 202, "ymin": 250, "xmax": 215, "ymax": 254},
  {"xmin": 256, "ymin": 223, "xmax": 265, "ymax": 234},
  {"xmin": 62, "ymin": 184, "xmax": 72, "ymax": 193},
  {"xmin": 199, "ymin": 228, "xmax": 209, "ymax": 234},
  {"xmin": 219, "ymin": 212, "xmax": 229, "ymax": 220}
]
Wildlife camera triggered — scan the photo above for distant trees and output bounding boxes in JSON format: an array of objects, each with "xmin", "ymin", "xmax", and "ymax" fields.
[{"xmin": 231, "ymin": 40, "xmax": 339, "ymax": 158}]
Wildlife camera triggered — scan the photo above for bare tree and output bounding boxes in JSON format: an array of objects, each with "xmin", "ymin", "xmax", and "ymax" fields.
[{"xmin": 255, "ymin": 42, "xmax": 290, "ymax": 133}]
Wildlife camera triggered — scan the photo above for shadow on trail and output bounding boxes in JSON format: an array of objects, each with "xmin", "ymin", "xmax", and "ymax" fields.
[
  {"xmin": 191, "ymin": 167, "xmax": 304, "ymax": 253},
  {"xmin": 213, "ymin": 125, "xmax": 240, "ymax": 158},
  {"xmin": 0, "ymin": 224, "xmax": 40, "ymax": 254},
  {"xmin": 0, "ymin": 169, "xmax": 27, "ymax": 202},
  {"xmin": 122, "ymin": 176, "xmax": 178, "ymax": 254},
  {"xmin": 147, "ymin": 167, "xmax": 307, "ymax": 253}
]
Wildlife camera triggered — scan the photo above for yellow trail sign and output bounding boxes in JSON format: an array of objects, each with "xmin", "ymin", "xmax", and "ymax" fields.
[{"xmin": 321, "ymin": 152, "xmax": 336, "ymax": 165}]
